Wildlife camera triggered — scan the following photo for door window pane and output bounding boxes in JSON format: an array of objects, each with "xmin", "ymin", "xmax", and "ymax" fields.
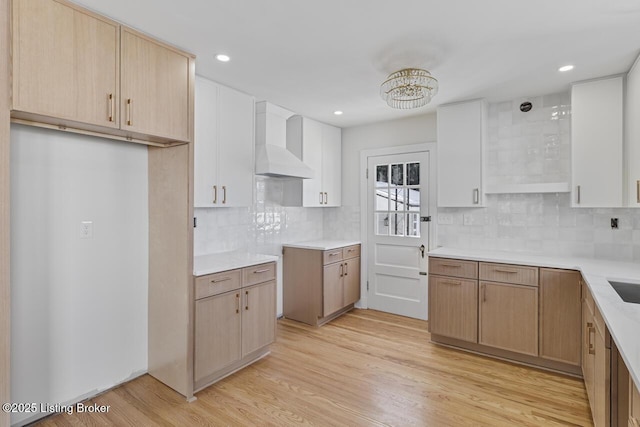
[
  {"xmin": 374, "ymin": 161, "xmax": 421, "ymax": 238},
  {"xmin": 407, "ymin": 188, "xmax": 420, "ymax": 211},
  {"xmin": 389, "ymin": 213, "xmax": 405, "ymax": 236},
  {"xmin": 407, "ymin": 163, "xmax": 420, "ymax": 185},
  {"xmin": 376, "ymin": 213, "xmax": 389, "ymax": 235},
  {"xmin": 407, "ymin": 213, "xmax": 420, "ymax": 236},
  {"xmin": 391, "ymin": 164, "xmax": 404, "ymax": 186},
  {"xmin": 376, "ymin": 165, "xmax": 388, "ymax": 188}
]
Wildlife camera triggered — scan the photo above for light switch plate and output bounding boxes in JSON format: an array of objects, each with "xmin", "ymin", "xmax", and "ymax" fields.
[{"xmin": 80, "ymin": 221, "xmax": 93, "ymax": 239}]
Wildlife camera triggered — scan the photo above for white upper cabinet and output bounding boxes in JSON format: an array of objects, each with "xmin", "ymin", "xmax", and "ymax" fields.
[
  {"xmin": 194, "ymin": 76, "xmax": 254, "ymax": 208},
  {"xmin": 437, "ymin": 99, "xmax": 486, "ymax": 207},
  {"xmin": 284, "ymin": 116, "xmax": 342, "ymax": 207},
  {"xmin": 571, "ymin": 76, "xmax": 624, "ymax": 208},
  {"xmin": 626, "ymin": 56, "xmax": 640, "ymax": 207}
]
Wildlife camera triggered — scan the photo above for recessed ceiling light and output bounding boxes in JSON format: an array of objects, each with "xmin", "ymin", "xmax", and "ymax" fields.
[
  {"xmin": 334, "ymin": 111, "xmax": 343, "ymax": 115},
  {"xmin": 216, "ymin": 54, "xmax": 230, "ymax": 62},
  {"xmin": 558, "ymin": 65, "xmax": 574, "ymax": 72}
]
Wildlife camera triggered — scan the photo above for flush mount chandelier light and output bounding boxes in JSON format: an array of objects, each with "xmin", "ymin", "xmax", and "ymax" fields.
[{"xmin": 380, "ymin": 68, "xmax": 439, "ymax": 109}]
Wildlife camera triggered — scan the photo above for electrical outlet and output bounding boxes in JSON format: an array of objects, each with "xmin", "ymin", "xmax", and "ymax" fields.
[
  {"xmin": 80, "ymin": 221, "xmax": 93, "ymax": 239},
  {"xmin": 611, "ymin": 218, "xmax": 618, "ymax": 229},
  {"xmin": 438, "ymin": 214, "xmax": 453, "ymax": 225},
  {"xmin": 463, "ymin": 214, "xmax": 473, "ymax": 226}
]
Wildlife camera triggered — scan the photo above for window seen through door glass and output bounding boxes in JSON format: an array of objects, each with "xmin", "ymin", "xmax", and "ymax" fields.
[{"xmin": 374, "ymin": 162, "xmax": 421, "ymax": 237}]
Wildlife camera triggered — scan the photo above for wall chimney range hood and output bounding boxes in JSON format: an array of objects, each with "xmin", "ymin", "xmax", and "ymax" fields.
[{"xmin": 255, "ymin": 101, "xmax": 314, "ymax": 179}]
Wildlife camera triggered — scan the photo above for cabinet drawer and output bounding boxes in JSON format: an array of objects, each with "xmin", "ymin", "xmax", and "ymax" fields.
[
  {"xmin": 343, "ymin": 245, "xmax": 360, "ymax": 260},
  {"xmin": 479, "ymin": 262, "xmax": 538, "ymax": 287},
  {"xmin": 323, "ymin": 248, "xmax": 344, "ymax": 265},
  {"xmin": 429, "ymin": 258, "xmax": 478, "ymax": 279},
  {"xmin": 243, "ymin": 262, "xmax": 276, "ymax": 287},
  {"xmin": 195, "ymin": 269, "xmax": 242, "ymax": 300}
]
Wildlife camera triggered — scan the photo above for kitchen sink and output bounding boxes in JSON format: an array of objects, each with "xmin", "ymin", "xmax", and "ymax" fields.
[{"xmin": 608, "ymin": 281, "xmax": 640, "ymax": 304}]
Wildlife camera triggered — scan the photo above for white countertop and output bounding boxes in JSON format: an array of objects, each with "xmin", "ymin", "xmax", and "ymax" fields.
[
  {"xmin": 194, "ymin": 252, "xmax": 278, "ymax": 276},
  {"xmin": 283, "ymin": 240, "xmax": 361, "ymax": 251},
  {"xmin": 428, "ymin": 247, "xmax": 640, "ymax": 390}
]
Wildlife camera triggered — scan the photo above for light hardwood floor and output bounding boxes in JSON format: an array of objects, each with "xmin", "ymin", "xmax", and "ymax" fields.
[{"xmin": 35, "ymin": 309, "xmax": 592, "ymax": 426}]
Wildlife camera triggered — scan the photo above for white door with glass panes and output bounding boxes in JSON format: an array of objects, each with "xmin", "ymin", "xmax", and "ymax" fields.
[{"xmin": 367, "ymin": 152, "xmax": 430, "ymax": 320}]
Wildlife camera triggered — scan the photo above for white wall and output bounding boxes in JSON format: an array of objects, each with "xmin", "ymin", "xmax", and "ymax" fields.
[
  {"xmin": 323, "ymin": 113, "xmax": 437, "ymax": 241},
  {"xmin": 341, "ymin": 114, "xmax": 437, "ymax": 207},
  {"xmin": 10, "ymin": 125, "xmax": 148, "ymax": 426}
]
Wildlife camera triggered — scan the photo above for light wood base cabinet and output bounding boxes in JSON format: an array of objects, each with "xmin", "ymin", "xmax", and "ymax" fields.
[
  {"xmin": 429, "ymin": 257, "xmax": 583, "ymax": 376},
  {"xmin": 194, "ymin": 263, "xmax": 276, "ymax": 392},
  {"xmin": 582, "ymin": 280, "xmax": 611, "ymax": 427},
  {"xmin": 539, "ymin": 268, "xmax": 582, "ymax": 366},
  {"xmin": 283, "ymin": 244, "xmax": 360, "ymax": 326},
  {"xmin": 479, "ymin": 281, "xmax": 538, "ymax": 356},
  {"xmin": 631, "ymin": 378, "xmax": 640, "ymax": 427}
]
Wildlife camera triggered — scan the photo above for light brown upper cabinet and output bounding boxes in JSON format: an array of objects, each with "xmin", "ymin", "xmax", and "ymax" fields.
[
  {"xmin": 11, "ymin": 0, "xmax": 193, "ymax": 145},
  {"xmin": 120, "ymin": 28, "xmax": 190, "ymax": 142},
  {"xmin": 11, "ymin": 0, "xmax": 120, "ymax": 129}
]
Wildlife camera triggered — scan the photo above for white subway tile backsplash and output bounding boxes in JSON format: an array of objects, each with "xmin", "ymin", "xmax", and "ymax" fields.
[{"xmin": 436, "ymin": 90, "xmax": 640, "ymax": 262}]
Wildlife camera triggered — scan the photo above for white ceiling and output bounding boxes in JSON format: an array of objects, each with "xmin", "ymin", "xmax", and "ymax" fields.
[{"xmin": 74, "ymin": 0, "xmax": 640, "ymax": 128}]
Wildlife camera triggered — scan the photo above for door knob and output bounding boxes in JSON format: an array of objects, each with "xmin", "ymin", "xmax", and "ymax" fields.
[{"xmin": 419, "ymin": 245, "xmax": 425, "ymax": 258}]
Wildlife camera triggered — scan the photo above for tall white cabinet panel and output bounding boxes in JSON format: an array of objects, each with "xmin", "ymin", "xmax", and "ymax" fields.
[
  {"xmin": 626, "ymin": 56, "xmax": 640, "ymax": 207},
  {"xmin": 217, "ymin": 85, "xmax": 255, "ymax": 207},
  {"xmin": 571, "ymin": 76, "xmax": 624, "ymax": 208},
  {"xmin": 194, "ymin": 76, "xmax": 254, "ymax": 208},
  {"xmin": 194, "ymin": 77, "xmax": 219, "ymax": 207},
  {"xmin": 284, "ymin": 116, "xmax": 342, "ymax": 207},
  {"xmin": 437, "ymin": 99, "xmax": 486, "ymax": 207},
  {"xmin": 322, "ymin": 124, "xmax": 342, "ymax": 207}
]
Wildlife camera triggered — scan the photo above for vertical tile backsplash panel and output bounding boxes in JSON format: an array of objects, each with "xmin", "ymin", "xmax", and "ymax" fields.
[
  {"xmin": 486, "ymin": 93, "xmax": 571, "ymax": 187},
  {"xmin": 438, "ymin": 92, "xmax": 640, "ymax": 262},
  {"xmin": 194, "ymin": 177, "xmax": 324, "ymax": 257}
]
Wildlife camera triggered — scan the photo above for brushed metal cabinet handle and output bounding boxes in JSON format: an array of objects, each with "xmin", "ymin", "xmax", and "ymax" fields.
[
  {"xmin": 482, "ymin": 284, "xmax": 486, "ymax": 302},
  {"xmin": 107, "ymin": 93, "xmax": 114, "ymax": 122},
  {"xmin": 576, "ymin": 185, "xmax": 581, "ymax": 204},
  {"xmin": 442, "ymin": 280, "xmax": 462, "ymax": 286},
  {"xmin": 339, "ymin": 263, "xmax": 344, "ymax": 277},
  {"xmin": 588, "ymin": 326, "xmax": 595, "ymax": 355},
  {"xmin": 494, "ymin": 269, "xmax": 518, "ymax": 274},
  {"xmin": 344, "ymin": 262, "xmax": 348, "ymax": 276},
  {"xmin": 210, "ymin": 277, "xmax": 231, "ymax": 284},
  {"xmin": 235, "ymin": 293, "xmax": 240, "ymax": 314},
  {"xmin": 222, "ymin": 186, "xmax": 227, "ymax": 204},
  {"xmin": 637, "ymin": 180, "xmax": 640, "ymax": 204},
  {"xmin": 245, "ymin": 290, "xmax": 249, "ymax": 310},
  {"xmin": 254, "ymin": 269, "xmax": 270, "ymax": 274},
  {"xmin": 473, "ymin": 188, "xmax": 479, "ymax": 204},
  {"xmin": 126, "ymin": 98, "xmax": 132, "ymax": 126},
  {"xmin": 213, "ymin": 185, "xmax": 217, "ymax": 204},
  {"xmin": 324, "ymin": 192, "xmax": 328, "ymax": 204},
  {"xmin": 319, "ymin": 192, "xmax": 323, "ymax": 204}
]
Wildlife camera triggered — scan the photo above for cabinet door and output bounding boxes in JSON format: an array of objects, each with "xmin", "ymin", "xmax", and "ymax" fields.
[
  {"xmin": 631, "ymin": 379, "xmax": 640, "ymax": 427},
  {"xmin": 321, "ymin": 124, "xmax": 342, "ymax": 207},
  {"xmin": 437, "ymin": 100, "xmax": 485, "ymax": 207},
  {"xmin": 194, "ymin": 77, "xmax": 219, "ymax": 207},
  {"xmin": 241, "ymin": 281, "xmax": 276, "ymax": 357},
  {"xmin": 571, "ymin": 76, "xmax": 624, "ymax": 207},
  {"xmin": 626, "ymin": 56, "xmax": 640, "ymax": 208},
  {"xmin": 218, "ymin": 85, "xmax": 255, "ymax": 207},
  {"xmin": 539, "ymin": 269, "xmax": 582, "ymax": 366},
  {"xmin": 301, "ymin": 118, "xmax": 323, "ymax": 207},
  {"xmin": 343, "ymin": 257, "xmax": 360, "ymax": 306},
  {"xmin": 323, "ymin": 262, "xmax": 343, "ymax": 317},
  {"xmin": 12, "ymin": 0, "xmax": 119, "ymax": 128},
  {"xmin": 583, "ymin": 297, "xmax": 596, "ymax": 413},
  {"xmin": 479, "ymin": 282, "xmax": 538, "ymax": 356},
  {"xmin": 429, "ymin": 276, "xmax": 478, "ymax": 343},
  {"xmin": 194, "ymin": 291, "xmax": 241, "ymax": 383},
  {"xmin": 121, "ymin": 28, "xmax": 190, "ymax": 142},
  {"xmin": 593, "ymin": 325, "xmax": 611, "ymax": 427}
]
